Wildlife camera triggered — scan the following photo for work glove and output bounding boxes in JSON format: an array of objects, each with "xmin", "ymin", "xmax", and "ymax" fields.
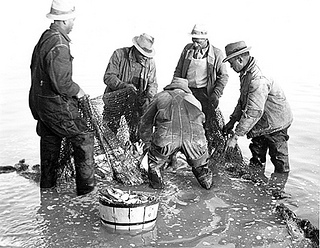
[
  {"xmin": 209, "ymin": 94, "xmax": 219, "ymax": 109},
  {"xmin": 224, "ymin": 134, "xmax": 238, "ymax": 153},
  {"xmin": 124, "ymin": 83, "xmax": 137, "ymax": 92},
  {"xmin": 223, "ymin": 119, "xmax": 236, "ymax": 135}
]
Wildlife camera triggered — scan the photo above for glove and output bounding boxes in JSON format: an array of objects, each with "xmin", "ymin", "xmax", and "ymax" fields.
[
  {"xmin": 223, "ymin": 119, "xmax": 236, "ymax": 135},
  {"xmin": 224, "ymin": 134, "xmax": 238, "ymax": 153},
  {"xmin": 209, "ymin": 94, "xmax": 219, "ymax": 109},
  {"xmin": 124, "ymin": 83, "xmax": 137, "ymax": 92}
]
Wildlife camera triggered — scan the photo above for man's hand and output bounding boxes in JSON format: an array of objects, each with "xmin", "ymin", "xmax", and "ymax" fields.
[
  {"xmin": 209, "ymin": 94, "xmax": 219, "ymax": 109},
  {"xmin": 125, "ymin": 84, "xmax": 137, "ymax": 92},
  {"xmin": 223, "ymin": 119, "xmax": 236, "ymax": 135},
  {"xmin": 76, "ymin": 88, "xmax": 86, "ymax": 98},
  {"xmin": 224, "ymin": 134, "xmax": 238, "ymax": 153}
]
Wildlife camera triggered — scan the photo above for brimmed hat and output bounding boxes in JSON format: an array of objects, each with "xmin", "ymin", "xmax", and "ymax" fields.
[
  {"xmin": 46, "ymin": 0, "xmax": 76, "ymax": 20},
  {"xmin": 190, "ymin": 24, "xmax": 208, "ymax": 39},
  {"xmin": 132, "ymin": 33, "xmax": 155, "ymax": 58},
  {"xmin": 223, "ymin": 41, "xmax": 251, "ymax": 63}
]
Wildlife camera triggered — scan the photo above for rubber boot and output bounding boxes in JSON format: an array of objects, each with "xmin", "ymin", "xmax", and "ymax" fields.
[
  {"xmin": 192, "ymin": 165, "xmax": 213, "ymax": 190},
  {"xmin": 40, "ymin": 136, "xmax": 61, "ymax": 188},
  {"xmin": 72, "ymin": 132, "xmax": 95, "ymax": 196},
  {"xmin": 268, "ymin": 172, "xmax": 291, "ymax": 199},
  {"xmin": 148, "ymin": 167, "xmax": 164, "ymax": 189}
]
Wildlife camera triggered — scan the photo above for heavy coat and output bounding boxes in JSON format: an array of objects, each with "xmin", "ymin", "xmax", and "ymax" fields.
[
  {"xmin": 103, "ymin": 46, "xmax": 157, "ymax": 104},
  {"xmin": 231, "ymin": 58, "xmax": 293, "ymax": 138},
  {"xmin": 173, "ymin": 42, "xmax": 228, "ymax": 98},
  {"xmin": 139, "ymin": 78, "xmax": 207, "ymax": 151},
  {"xmin": 29, "ymin": 23, "xmax": 87, "ymax": 137}
]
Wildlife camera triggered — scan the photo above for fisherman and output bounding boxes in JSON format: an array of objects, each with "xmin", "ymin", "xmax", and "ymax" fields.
[
  {"xmin": 139, "ymin": 77, "xmax": 213, "ymax": 190},
  {"xmin": 103, "ymin": 33, "xmax": 158, "ymax": 143},
  {"xmin": 173, "ymin": 24, "xmax": 229, "ymax": 152},
  {"xmin": 29, "ymin": 0, "xmax": 95, "ymax": 195},
  {"xmin": 223, "ymin": 41, "xmax": 293, "ymax": 175}
]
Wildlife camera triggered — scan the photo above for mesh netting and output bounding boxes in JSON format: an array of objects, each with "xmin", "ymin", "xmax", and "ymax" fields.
[
  {"xmin": 57, "ymin": 95, "xmax": 147, "ymax": 186},
  {"xmin": 56, "ymin": 95, "xmax": 245, "ymax": 186},
  {"xmin": 103, "ymin": 88, "xmax": 142, "ymax": 143}
]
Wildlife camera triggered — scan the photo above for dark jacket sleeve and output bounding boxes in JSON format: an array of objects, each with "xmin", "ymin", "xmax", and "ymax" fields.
[
  {"xmin": 47, "ymin": 44, "xmax": 80, "ymax": 97},
  {"xmin": 103, "ymin": 49, "xmax": 127, "ymax": 91}
]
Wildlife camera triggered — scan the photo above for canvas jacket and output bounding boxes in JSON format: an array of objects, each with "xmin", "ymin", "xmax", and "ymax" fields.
[
  {"xmin": 231, "ymin": 58, "xmax": 293, "ymax": 138},
  {"xmin": 139, "ymin": 78, "xmax": 206, "ymax": 147},
  {"xmin": 103, "ymin": 46, "xmax": 157, "ymax": 102},
  {"xmin": 29, "ymin": 23, "xmax": 84, "ymax": 136},
  {"xmin": 173, "ymin": 42, "xmax": 228, "ymax": 98}
]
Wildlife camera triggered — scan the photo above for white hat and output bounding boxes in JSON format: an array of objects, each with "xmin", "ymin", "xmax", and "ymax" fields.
[
  {"xmin": 46, "ymin": 0, "xmax": 76, "ymax": 20},
  {"xmin": 190, "ymin": 24, "xmax": 208, "ymax": 39},
  {"xmin": 132, "ymin": 33, "xmax": 155, "ymax": 58}
]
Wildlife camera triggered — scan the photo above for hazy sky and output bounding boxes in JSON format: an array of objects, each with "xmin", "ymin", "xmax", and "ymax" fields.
[{"xmin": 1, "ymin": 0, "xmax": 319, "ymax": 96}]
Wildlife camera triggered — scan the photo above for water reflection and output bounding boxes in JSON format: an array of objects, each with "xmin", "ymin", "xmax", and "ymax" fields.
[{"xmin": 37, "ymin": 186, "xmax": 100, "ymax": 247}]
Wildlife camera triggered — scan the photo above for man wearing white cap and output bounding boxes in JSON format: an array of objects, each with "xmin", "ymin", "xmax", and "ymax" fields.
[
  {"xmin": 174, "ymin": 24, "xmax": 229, "ymax": 153},
  {"xmin": 103, "ymin": 33, "xmax": 158, "ymax": 143},
  {"xmin": 29, "ymin": 0, "xmax": 95, "ymax": 195}
]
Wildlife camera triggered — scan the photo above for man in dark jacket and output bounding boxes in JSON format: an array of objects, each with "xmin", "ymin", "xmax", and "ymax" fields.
[
  {"xmin": 29, "ymin": 0, "xmax": 95, "ymax": 195},
  {"xmin": 139, "ymin": 77, "xmax": 213, "ymax": 190},
  {"xmin": 223, "ymin": 41, "xmax": 293, "ymax": 175},
  {"xmin": 103, "ymin": 33, "xmax": 158, "ymax": 143}
]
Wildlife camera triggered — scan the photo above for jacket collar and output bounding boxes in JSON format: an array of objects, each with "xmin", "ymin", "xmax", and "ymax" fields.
[
  {"xmin": 164, "ymin": 78, "xmax": 192, "ymax": 93},
  {"xmin": 50, "ymin": 23, "xmax": 71, "ymax": 42},
  {"xmin": 240, "ymin": 57, "xmax": 255, "ymax": 77}
]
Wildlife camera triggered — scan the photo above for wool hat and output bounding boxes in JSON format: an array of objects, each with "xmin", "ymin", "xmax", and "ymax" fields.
[
  {"xmin": 132, "ymin": 33, "xmax": 155, "ymax": 58},
  {"xmin": 190, "ymin": 24, "xmax": 208, "ymax": 39},
  {"xmin": 46, "ymin": 0, "xmax": 76, "ymax": 20},
  {"xmin": 223, "ymin": 41, "xmax": 251, "ymax": 63}
]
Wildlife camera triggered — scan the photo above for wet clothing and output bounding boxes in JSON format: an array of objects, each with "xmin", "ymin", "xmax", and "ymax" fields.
[
  {"xmin": 29, "ymin": 23, "xmax": 95, "ymax": 195},
  {"xmin": 249, "ymin": 127, "xmax": 290, "ymax": 173},
  {"xmin": 173, "ymin": 42, "xmax": 228, "ymax": 119},
  {"xmin": 139, "ymin": 77, "xmax": 212, "ymax": 189},
  {"xmin": 103, "ymin": 46, "xmax": 157, "ymax": 142},
  {"xmin": 230, "ymin": 57, "xmax": 293, "ymax": 172}
]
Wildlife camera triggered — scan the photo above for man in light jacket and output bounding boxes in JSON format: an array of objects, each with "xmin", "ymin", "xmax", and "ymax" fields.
[
  {"xmin": 139, "ymin": 77, "xmax": 213, "ymax": 190},
  {"xmin": 223, "ymin": 41, "xmax": 293, "ymax": 174},
  {"xmin": 173, "ymin": 24, "xmax": 228, "ymax": 153}
]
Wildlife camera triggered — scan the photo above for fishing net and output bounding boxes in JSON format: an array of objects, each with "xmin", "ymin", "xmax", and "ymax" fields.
[
  {"xmin": 55, "ymin": 93, "xmax": 245, "ymax": 186},
  {"xmin": 57, "ymin": 95, "xmax": 147, "ymax": 186},
  {"xmin": 103, "ymin": 88, "xmax": 143, "ymax": 143}
]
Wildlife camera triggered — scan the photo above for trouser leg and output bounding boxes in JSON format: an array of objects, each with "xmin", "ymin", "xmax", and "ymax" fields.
[
  {"xmin": 147, "ymin": 145, "xmax": 173, "ymax": 189},
  {"xmin": 71, "ymin": 132, "xmax": 95, "ymax": 195},
  {"xmin": 249, "ymin": 136, "xmax": 268, "ymax": 171},
  {"xmin": 268, "ymin": 128, "xmax": 290, "ymax": 173},
  {"xmin": 184, "ymin": 140, "xmax": 213, "ymax": 190},
  {"xmin": 40, "ymin": 135, "xmax": 62, "ymax": 188}
]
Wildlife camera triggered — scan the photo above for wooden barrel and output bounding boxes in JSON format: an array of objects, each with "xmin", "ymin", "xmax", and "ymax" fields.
[{"xmin": 99, "ymin": 195, "xmax": 159, "ymax": 231}]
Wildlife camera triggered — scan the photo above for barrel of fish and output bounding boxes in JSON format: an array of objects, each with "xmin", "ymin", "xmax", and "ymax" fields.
[{"xmin": 99, "ymin": 196, "xmax": 159, "ymax": 231}]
